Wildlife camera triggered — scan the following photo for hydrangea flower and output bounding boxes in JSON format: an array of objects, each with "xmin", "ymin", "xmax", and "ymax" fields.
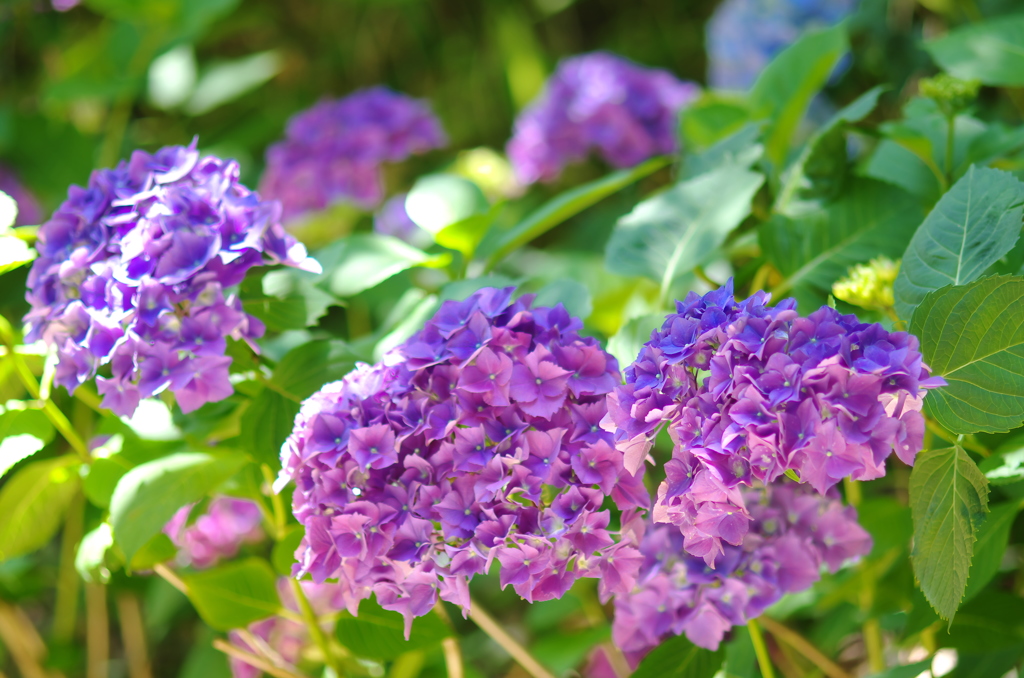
[
  {"xmin": 613, "ymin": 483, "xmax": 871, "ymax": 662},
  {"xmin": 23, "ymin": 139, "xmax": 320, "ymax": 417},
  {"xmin": 260, "ymin": 87, "xmax": 447, "ymax": 221},
  {"xmin": 279, "ymin": 287, "xmax": 648, "ymax": 634},
  {"xmin": 707, "ymin": 0, "xmax": 858, "ymax": 90},
  {"xmin": 507, "ymin": 52, "xmax": 699, "ymax": 185},
  {"xmin": 605, "ymin": 281, "xmax": 941, "ymax": 566},
  {"xmin": 0, "ymin": 165, "xmax": 43, "ymax": 227},
  {"xmin": 164, "ymin": 497, "xmax": 265, "ymax": 569}
]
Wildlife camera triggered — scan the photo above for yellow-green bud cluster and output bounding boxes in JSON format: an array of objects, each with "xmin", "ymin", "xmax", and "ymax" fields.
[
  {"xmin": 919, "ymin": 74, "xmax": 981, "ymax": 117},
  {"xmin": 832, "ymin": 257, "xmax": 899, "ymax": 310}
]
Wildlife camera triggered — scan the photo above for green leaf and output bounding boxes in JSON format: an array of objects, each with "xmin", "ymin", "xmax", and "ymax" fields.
[
  {"xmin": 963, "ymin": 501, "xmax": 1019, "ymax": 601},
  {"xmin": 631, "ymin": 634, "xmax": 725, "ymax": 678},
  {"xmin": 980, "ymin": 442, "xmax": 1024, "ymax": 485},
  {"xmin": 607, "ymin": 313, "xmax": 665, "ymax": 368},
  {"xmin": 910, "ymin": 276, "xmax": 1024, "ymax": 434},
  {"xmin": 894, "ymin": 166, "xmax": 1024, "ymax": 320},
  {"xmin": 270, "ymin": 339, "xmax": 361, "ymax": 401},
  {"xmin": 605, "ymin": 164, "xmax": 764, "ymax": 300},
  {"xmin": 271, "ymin": 526, "xmax": 303, "ymax": 576},
  {"xmin": 0, "ymin": 408, "xmax": 55, "ymax": 479},
  {"xmin": 749, "ymin": 22, "xmax": 849, "ymax": 170},
  {"xmin": 239, "ymin": 390, "xmax": 299, "ymax": 470},
  {"xmin": 0, "ymin": 235, "xmax": 36, "ymax": 275},
  {"xmin": 182, "ymin": 558, "xmax": 281, "ymax": 631},
  {"xmin": 434, "ymin": 212, "xmax": 495, "ymax": 261},
  {"xmin": 128, "ymin": 532, "xmax": 178, "ymax": 570},
  {"xmin": 681, "ymin": 122, "xmax": 763, "ymax": 179},
  {"xmin": 319, "ymin": 234, "xmax": 448, "ymax": 298},
  {"xmin": 75, "ymin": 523, "xmax": 114, "ymax": 584},
  {"xmin": 950, "ymin": 647, "xmax": 1024, "ymax": 678},
  {"xmin": 532, "ymin": 279, "xmax": 593, "ymax": 321},
  {"xmin": 260, "ymin": 269, "xmax": 338, "ymax": 328},
  {"xmin": 679, "ymin": 93, "xmax": 752, "ymax": 151},
  {"xmin": 184, "ymin": 51, "xmax": 282, "ymax": 116},
  {"xmin": 925, "ymin": 15, "xmax": 1024, "ymax": 86},
  {"xmin": 485, "ymin": 156, "xmax": 669, "ymax": 267},
  {"xmin": 405, "ymin": 174, "xmax": 488, "ymax": 235},
  {"xmin": 866, "ymin": 660, "xmax": 932, "ymax": 678},
  {"xmin": 910, "ymin": 445, "xmax": 989, "ymax": 622},
  {"xmin": 335, "ymin": 598, "xmax": 451, "ymax": 661},
  {"xmin": 0, "ymin": 456, "xmax": 80, "ymax": 562},
  {"xmin": 762, "ymin": 180, "xmax": 923, "ymax": 308},
  {"xmin": 109, "ymin": 451, "xmax": 246, "ymax": 562}
]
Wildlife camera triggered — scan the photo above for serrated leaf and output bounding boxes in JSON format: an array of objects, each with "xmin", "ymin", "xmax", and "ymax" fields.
[
  {"xmin": 239, "ymin": 390, "xmax": 300, "ymax": 470},
  {"xmin": 484, "ymin": 156, "xmax": 669, "ymax": 267},
  {"xmin": 605, "ymin": 164, "xmax": 763, "ymax": 300},
  {"xmin": 319, "ymin": 234, "xmax": 449, "ymax": 298},
  {"xmin": 963, "ymin": 501, "xmax": 1019, "ymax": 602},
  {"xmin": 109, "ymin": 451, "xmax": 246, "ymax": 561},
  {"xmin": 335, "ymin": 598, "xmax": 451, "ymax": 661},
  {"xmin": 681, "ymin": 123, "xmax": 763, "ymax": 179},
  {"xmin": 925, "ymin": 15, "xmax": 1024, "ymax": 86},
  {"xmin": 631, "ymin": 634, "xmax": 725, "ymax": 678},
  {"xmin": 0, "ymin": 456, "xmax": 80, "ymax": 562},
  {"xmin": 894, "ymin": 166, "xmax": 1024, "ymax": 320},
  {"xmin": 762, "ymin": 179, "xmax": 923, "ymax": 309},
  {"xmin": 270, "ymin": 339, "xmax": 361, "ymax": 400},
  {"xmin": 910, "ymin": 445, "xmax": 989, "ymax": 622},
  {"xmin": 749, "ymin": 22, "xmax": 848, "ymax": 171},
  {"xmin": 182, "ymin": 558, "xmax": 281, "ymax": 631},
  {"xmin": 910, "ymin": 276, "xmax": 1024, "ymax": 434}
]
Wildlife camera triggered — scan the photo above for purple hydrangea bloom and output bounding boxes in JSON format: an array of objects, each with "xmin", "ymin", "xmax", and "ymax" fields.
[
  {"xmin": 613, "ymin": 483, "xmax": 871, "ymax": 662},
  {"xmin": 23, "ymin": 139, "xmax": 320, "ymax": 417},
  {"xmin": 260, "ymin": 87, "xmax": 447, "ymax": 221},
  {"xmin": 373, "ymin": 193, "xmax": 432, "ymax": 249},
  {"xmin": 507, "ymin": 52, "xmax": 700, "ymax": 185},
  {"xmin": 280, "ymin": 287, "xmax": 648, "ymax": 635},
  {"xmin": 707, "ymin": 0, "xmax": 858, "ymax": 90},
  {"xmin": 0, "ymin": 165, "xmax": 43, "ymax": 226},
  {"xmin": 605, "ymin": 281, "xmax": 941, "ymax": 566},
  {"xmin": 164, "ymin": 497, "xmax": 265, "ymax": 569}
]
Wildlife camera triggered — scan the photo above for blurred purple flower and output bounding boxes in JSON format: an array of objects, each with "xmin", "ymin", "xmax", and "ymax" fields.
[
  {"xmin": 164, "ymin": 497, "xmax": 264, "ymax": 569},
  {"xmin": 373, "ymin": 193, "xmax": 433, "ymax": 249},
  {"xmin": 707, "ymin": 0, "xmax": 858, "ymax": 90},
  {"xmin": 260, "ymin": 87, "xmax": 447, "ymax": 221},
  {"xmin": 612, "ymin": 483, "xmax": 871, "ymax": 663},
  {"xmin": 280, "ymin": 287, "xmax": 647, "ymax": 636},
  {"xmin": 51, "ymin": 0, "xmax": 81, "ymax": 10},
  {"xmin": 606, "ymin": 280, "xmax": 941, "ymax": 566},
  {"xmin": 507, "ymin": 52, "xmax": 699, "ymax": 185},
  {"xmin": 23, "ymin": 139, "xmax": 321, "ymax": 417},
  {"xmin": 0, "ymin": 166, "xmax": 43, "ymax": 226}
]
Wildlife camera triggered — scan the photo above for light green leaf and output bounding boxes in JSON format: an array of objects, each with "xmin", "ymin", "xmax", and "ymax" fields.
[
  {"xmin": 910, "ymin": 276, "xmax": 1024, "ymax": 434},
  {"xmin": 910, "ymin": 445, "xmax": 989, "ymax": 622},
  {"xmin": 185, "ymin": 51, "xmax": 283, "ymax": 116},
  {"xmin": 607, "ymin": 313, "xmax": 665, "ymax": 369},
  {"xmin": 631, "ymin": 634, "xmax": 725, "ymax": 678},
  {"xmin": 434, "ymin": 212, "xmax": 494, "ymax": 261},
  {"xmin": 76, "ymin": 523, "xmax": 114, "ymax": 584},
  {"xmin": 532, "ymin": 279, "xmax": 592, "ymax": 320},
  {"xmin": 260, "ymin": 268, "xmax": 338, "ymax": 328},
  {"xmin": 605, "ymin": 164, "xmax": 764, "ymax": 301},
  {"xmin": 0, "ymin": 456, "xmax": 80, "ymax": 562},
  {"xmin": 485, "ymin": 156, "xmax": 670, "ymax": 268},
  {"xmin": 894, "ymin": 166, "xmax": 1024, "ymax": 320},
  {"xmin": 749, "ymin": 22, "xmax": 848, "ymax": 171},
  {"xmin": 335, "ymin": 598, "xmax": 451, "ymax": 661},
  {"xmin": 270, "ymin": 340, "xmax": 361, "ymax": 400},
  {"xmin": 182, "ymin": 558, "xmax": 281, "ymax": 631},
  {"xmin": 319, "ymin": 234, "xmax": 448, "ymax": 298},
  {"xmin": 762, "ymin": 179, "xmax": 923, "ymax": 308},
  {"xmin": 679, "ymin": 92, "xmax": 752, "ymax": 151},
  {"xmin": 980, "ymin": 442, "xmax": 1024, "ymax": 485},
  {"xmin": 0, "ymin": 235, "xmax": 37, "ymax": 275},
  {"xmin": 963, "ymin": 502, "xmax": 1019, "ymax": 601},
  {"xmin": 271, "ymin": 526, "xmax": 303, "ymax": 576},
  {"xmin": 405, "ymin": 174, "xmax": 488, "ymax": 235},
  {"xmin": 681, "ymin": 122, "xmax": 763, "ymax": 179},
  {"xmin": 239, "ymin": 390, "xmax": 300, "ymax": 470},
  {"xmin": 0, "ymin": 408, "xmax": 55, "ymax": 479},
  {"xmin": 128, "ymin": 533, "xmax": 178, "ymax": 570},
  {"xmin": 109, "ymin": 451, "xmax": 247, "ymax": 561},
  {"xmin": 925, "ymin": 15, "xmax": 1024, "ymax": 86}
]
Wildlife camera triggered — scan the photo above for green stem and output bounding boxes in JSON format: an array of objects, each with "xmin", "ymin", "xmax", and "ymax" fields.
[
  {"xmin": 288, "ymin": 578, "xmax": 344, "ymax": 677},
  {"xmin": 748, "ymin": 618, "xmax": 776, "ymax": 678},
  {"xmin": 261, "ymin": 464, "xmax": 288, "ymax": 540},
  {"xmin": 52, "ymin": 489, "xmax": 85, "ymax": 643}
]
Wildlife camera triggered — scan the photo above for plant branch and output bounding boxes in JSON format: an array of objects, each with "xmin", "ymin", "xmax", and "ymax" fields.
[
  {"xmin": 288, "ymin": 578, "xmax": 345, "ymax": 677},
  {"xmin": 86, "ymin": 583, "xmax": 109, "ymax": 678},
  {"xmin": 468, "ymin": 598, "xmax": 554, "ymax": 678},
  {"xmin": 748, "ymin": 618, "xmax": 776, "ymax": 678},
  {"xmin": 53, "ymin": 489, "xmax": 85, "ymax": 643},
  {"xmin": 759, "ymin": 617, "xmax": 850, "ymax": 678},
  {"xmin": 213, "ymin": 639, "xmax": 310, "ymax": 678},
  {"xmin": 0, "ymin": 601, "xmax": 52, "ymax": 678},
  {"xmin": 116, "ymin": 593, "xmax": 154, "ymax": 678},
  {"xmin": 433, "ymin": 602, "xmax": 464, "ymax": 678}
]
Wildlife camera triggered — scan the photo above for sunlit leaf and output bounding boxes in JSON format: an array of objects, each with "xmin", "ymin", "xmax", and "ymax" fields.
[
  {"xmin": 0, "ymin": 456, "xmax": 80, "ymax": 562},
  {"xmin": 182, "ymin": 558, "xmax": 281, "ymax": 630}
]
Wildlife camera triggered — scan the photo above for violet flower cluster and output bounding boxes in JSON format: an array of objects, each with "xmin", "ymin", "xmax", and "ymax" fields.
[
  {"xmin": 23, "ymin": 140, "xmax": 319, "ymax": 417},
  {"xmin": 507, "ymin": 52, "xmax": 699, "ymax": 185},
  {"xmin": 280, "ymin": 287, "xmax": 648, "ymax": 634},
  {"xmin": 707, "ymin": 0, "xmax": 857, "ymax": 89},
  {"xmin": 613, "ymin": 483, "xmax": 871, "ymax": 661},
  {"xmin": 260, "ymin": 87, "xmax": 447, "ymax": 221},
  {"xmin": 164, "ymin": 497, "xmax": 265, "ymax": 569},
  {"xmin": 605, "ymin": 281, "xmax": 940, "ymax": 566}
]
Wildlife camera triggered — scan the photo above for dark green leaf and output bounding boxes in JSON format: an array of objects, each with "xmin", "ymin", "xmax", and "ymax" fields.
[
  {"xmin": 894, "ymin": 166, "xmax": 1024, "ymax": 320},
  {"xmin": 910, "ymin": 445, "xmax": 989, "ymax": 622},
  {"xmin": 925, "ymin": 15, "xmax": 1024, "ymax": 86},
  {"xmin": 722, "ymin": 626, "xmax": 758, "ymax": 678},
  {"xmin": 0, "ymin": 456, "xmax": 80, "ymax": 562},
  {"xmin": 182, "ymin": 558, "xmax": 281, "ymax": 631},
  {"xmin": 867, "ymin": 660, "xmax": 932, "ymax": 678},
  {"xmin": 271, "ymin": 339, "xmax": 362, "ymax": 400},
  {"xmin": 963, "ymin": 501, "xmax": 1019, "ymax": 601},
  {"xmin": 319, "ymin": 234, "xmax": 448, "ymax": 298},
  {"xmin": 335, "ymin": 598, "xmax": 451, "ymax": 661},
  {"xmin": 942, "ymin": 590, "xmax": 1024, "ymax": 652},
  {"xmin": 485, "ymin": 156, "xmax": 669, "ymax": 267},
  {"xmin": 749, "ymin": 23, "xmax": 848, "ymax": 170},
  {"xmin": 631, "ymin": 634, "xmax": 725, "ymax": 678},
  {"xmin": 109, "ymin": 451, "xmax": 247, "ymax": 561},
  {"xmin": 910, "ymin": 276, "xmax": 1024, "ymax": 434},
  {"xmin": 949, "ymin": 646, "xmax": 1024, "ymax": 678},
  {"xmin": 762, "ymin": 180, "xmax": 923, "ymax": 309},
  {"xmin": 605, "ymin": 165, "xmax": 764, "ymax": 299}
]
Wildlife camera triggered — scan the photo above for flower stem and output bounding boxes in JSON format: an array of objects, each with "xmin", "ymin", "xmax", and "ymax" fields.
[
  {"xmin": 433, "ymin": 602, "xmax": 464, "ymax": 678},
  {"xmin": 759, "ymin": 617, "xmax": 850, "ymax": 678},
  {"xmin": 748, "ymin": 618, "xmax": 776, "ymax": 678},
  {"xmin": 213, "ymin": 638, "xmax": 311, "ymax": 678},
  {"xmin": 288, "ymin": 578, "xmax": 345, "ymax": 677},
  {"xmin": 52, "ymin": 489, "xmax": 85, "ymax": 643},
  {"xmin": 86, "ymin": 582, "xmax": 109, "ymax": 678},
  {"xmin": 261, "ymin": 463, "xmax": 288, "ymax": 540},
  {"xmin": 468, "ymin": 598, "xmax": 554, "ymax": 678},
  {"xmin": 116, "ymin": 592, "xmax": 154, "ymax": 678}
]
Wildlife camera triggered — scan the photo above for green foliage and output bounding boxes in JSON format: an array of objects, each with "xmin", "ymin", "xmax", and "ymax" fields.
[
  {"xmin": 925, "ymin": 15, "xmax": 1024, "ymax": 86},
  {"xmin": 631, "ymin": 634, "xmax": 725, "ymax": 678},
  {"xmin": 910, "ymin": 445, "xmax": 990, "ymax": 622},
  {"xmin": 181, "ymin": 558, "xmax": 282, "ymax": 631},
  {"xmin": 334, "ymin": 598, "xmax": 451, "ymax": 661},
  {"xmin": 0, "ymin": 456, "xmax": 79, "ymax": 562},
  {"xmin": 109, "ymin": 451, "xmax": 247, "ymax": 561},
  {"xmin": 911, "ymin": 276, "xmax": 1024, "ymax": 434},
  {"xmin": 894, "ymin": 166, "xmax": 1024, "ymax": 319},
  {"xmin": 0, "ymin": 407, "xmax": 55, "ymax": 479},
  {"xmin": 963, "ymin": 502, "xmax": 1019, "ymax": 601},
  {"xmin": 318, "ymin": 234, "xmax": 449, "ymax": 298},
  {"xmin": 239, "ymin": 390, "xmax": 300, "ymax": 469}
]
